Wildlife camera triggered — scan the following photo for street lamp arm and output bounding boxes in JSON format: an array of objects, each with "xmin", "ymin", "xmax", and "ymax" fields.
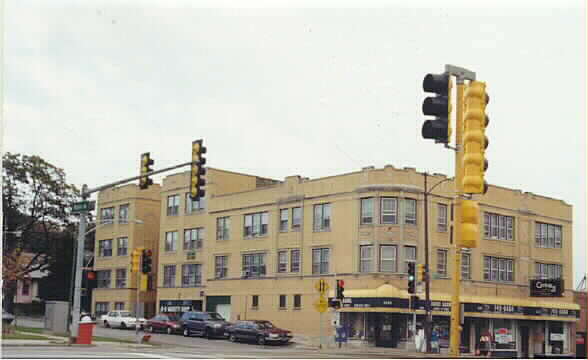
[{"xmin": 426, "ymin": 176, "xmax": 453, "ymax": 195}]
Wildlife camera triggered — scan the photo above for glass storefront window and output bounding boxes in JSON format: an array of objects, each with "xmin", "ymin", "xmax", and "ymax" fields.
[
  {"xmin": 493, "ymin": 319, "xmax": 516, "ymax": 350},
  {"xmin": 548, "ymin": 322, "xmax": 565, "ymax": 354}
]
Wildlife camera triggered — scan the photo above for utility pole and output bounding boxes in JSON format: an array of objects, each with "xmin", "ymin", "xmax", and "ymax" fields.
[
  {"xmin": 424, "ymin": 173, "xmax": 431, "ymax": 353},
  {"xmin": 70, "ymin": 185, "xmax": 89, "ymax": 343}
]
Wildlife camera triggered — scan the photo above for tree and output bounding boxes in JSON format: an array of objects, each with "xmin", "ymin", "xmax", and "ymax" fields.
[{"xmin": 2, "ymin": 153, "xmax": 81, "ymax": 312}]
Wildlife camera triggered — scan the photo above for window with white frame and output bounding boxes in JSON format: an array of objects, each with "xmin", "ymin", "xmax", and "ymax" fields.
[
  {"xmin": 437, "ymin": 203, "xmax": 448, "ymax": 232},
  {"xmin": 115, "ymin": 268, "xmax": 127, "ymax": 288},
  {"xmin": 167, "ymin": 194, "xmax": 180, "ymax": 216},
  {"xmin": 535, "ymin": 263, "xmax": 562, "ymax": 279},
  {"xmin": 119, "ymin": 204, "xmax": 129, "ymax": 224},
  {"xmin": 96, "ymin": 270, "xmax": 111, "ymax": 288},
  {"xmin": 278, "ymin": 251, "xmax": 288, "ymax": 273},
  {"xmin": 185, "ymin": 193, "xmax": 205, "ymax": 214},
  {"xmin": 290, "ymin": 249, "xmax": 301, "ymax": 273},
  {"xmin": 404, "ymin": 199, "xmax": 417, "ymax": 225},
  {"xmin": 404, "ymin": 246, "xmax": 417, "ymax": 273},
  {"xmin": 483, "ymin": 256, "xmax": 514, "ymax": 282},
  {"xmin": 535, "ymin": 222, "xmax": 562, "ymax": 248},
  {"xmin": 461, "ymin": 252, "xmax": 471, "ymax": 280},
  {"xmin": 215, "ymin": 256, "xmax": 228, "ymax": 279},
  {"xmin": 117, "ymin": 237, "xmax": 128, "ymax": 256},
  {"xmin": 360, "ymin": 198, "xmax": 374, "ymax": 225},
  {"xmin": 280, "ymin": 209, "xmax": 289, "ymax": 232},
  {"xmin": 312, "ymin": 248, "xmax": 330, "ymax": 274},
  {"xmin": 242, "ymin": 253, "xmax": 266, "ymax": 278},
  {"xmin": 163, "ymin": 265, "xmax": 176, "ymax": 287},
  {"xmin": 293, "ymin": 294, "xmax": 301, "ymax": 309},
  {"xmin": 437, "ymin": 249, "xmax": 448, "ymax": 277},
  {"xmin": 95, "ymin": 302, "xmax": 109, "ymax": 316},
  {"xmin": 279, "ymin": 295, "xmax": 287, "ymax": 309},
  {"xmin": 380, "ymin": 245, "xmax": 397, "ymax": 272},
  {"xmin": 100, "ymin": 207, "xmax": 114, "ymax": 224},
  {"xmin": 359, "ymin": 245, "xmax": 374, "ymax": 272},
  {"xmin": 313, "ymin": 204, "xmax": 331, "ymax": 231},
  {"xmin": 292, "ymin": 207, "xmax": 302, "ymax": 230},
  {"xmin": 181, "ymin": 264, "xmax": 202, "ymax": 287},
  {"xmin": 184, "ymin": 228, "xmax": 204, "ymax": 250},
  {"xmin": 165, "ymin": 231, "xmax": 178, "ymax": 252},
  {"xmin": 99, "ymin": 239, "xmax": 113, "ymax": 257},
  {"xmin": 114, "ymin": 302, "xmax": 125, "ymax": 310},
  {"xmin": 381, "ymin": 198, "xmax": 398, "ymax": 224},
  {"xmin": 216, "ymin": 217, "xmax": 231, "ymax": 240},
  {"xmin": 244, "ymin": 212, "xmax": 269, "ymax": 237},
  {"xmin": 484, "ymin": 212, "xmax": 514, "ymax": 240}
]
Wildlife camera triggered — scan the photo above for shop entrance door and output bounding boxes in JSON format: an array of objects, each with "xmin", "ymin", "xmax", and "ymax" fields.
[
  {"xmin": 375, "ymin": 313, "xmax": 398, "ymax": 348},
  {"xmin": 520, "ymin": 326, "xmax": 529, "ymax": 358}
]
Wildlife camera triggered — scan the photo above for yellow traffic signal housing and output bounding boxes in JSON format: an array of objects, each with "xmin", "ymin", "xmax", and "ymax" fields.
[
  {"xmin": 416, "ymin": 264, "xmax": 425, "ymax": 282},
  {"xmin": 140, "ymin": 274, "xmax": 148, "ymax": 291},
  {"xmin": 459, "ymin": 200, "xmax": 480, "ymax": 248},
  {"xmin": 139, "ymin": 153, "xmax": 154, "ymax": 190},
  {"xmin": 190, "ymin": 140, "xmax": 207, "ymax": 200},
  {"xmin": 462, "ymin": 81, "xmax": 489, "ymax": 195},
  {"xmin": 130, "ymin": 247, "xmax": 144, "ymax": 273}
]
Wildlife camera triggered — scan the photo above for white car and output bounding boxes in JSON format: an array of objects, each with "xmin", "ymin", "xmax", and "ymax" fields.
[{"xmin": 101, "ymin": 310, "xmax": 146, "ymax": 330}]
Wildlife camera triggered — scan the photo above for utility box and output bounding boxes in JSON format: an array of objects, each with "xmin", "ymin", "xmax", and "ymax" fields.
[{"xmin": 45, "ymin": 301, "xmax": 69, "ymax": 334}]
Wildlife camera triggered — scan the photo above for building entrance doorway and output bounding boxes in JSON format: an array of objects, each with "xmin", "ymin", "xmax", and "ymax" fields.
[
  {"xmin": 374, "ymin": 313, "xmax": 400, "ymax": 347},
  {"xmin": 520, "ymin": 326, "xmax": 530, "ymax": 358}
]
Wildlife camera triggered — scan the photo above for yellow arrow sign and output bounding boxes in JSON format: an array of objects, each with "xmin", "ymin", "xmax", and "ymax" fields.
[
  {"xmin": 314, "ymin": 279, "xmax": 330, "ymax": 294},
  {"xmin": 313, "ymin": 296, "xmax": 328, "ymax": 313}
]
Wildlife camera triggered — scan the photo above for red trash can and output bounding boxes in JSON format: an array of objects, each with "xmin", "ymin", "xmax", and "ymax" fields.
[{"xmin": 76, "ymin": 321, "xmax": 95, "ymax": 344}]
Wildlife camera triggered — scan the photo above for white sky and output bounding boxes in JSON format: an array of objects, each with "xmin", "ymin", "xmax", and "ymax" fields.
[{"xmin": 3, "ymin": 0, "xmax": 586, "ymax": 286}]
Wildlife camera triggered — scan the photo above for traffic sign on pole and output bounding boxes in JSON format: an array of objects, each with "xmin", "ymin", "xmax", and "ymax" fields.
[
  {"xmin": 315, "ymin": 279, "xmax": 330, "ymax": 295},
  {"xmin": 314, "ymin": 296, "xmax": 328, "ymax": 313}
]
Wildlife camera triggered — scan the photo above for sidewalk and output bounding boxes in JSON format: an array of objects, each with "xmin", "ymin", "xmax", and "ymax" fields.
[{"xmin": 1, "ymin": 331, "xmax": 154, "ymax": 348}]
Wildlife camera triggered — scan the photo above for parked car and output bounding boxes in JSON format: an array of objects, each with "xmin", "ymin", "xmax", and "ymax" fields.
[
  {"xmin": 2, "ymin": 311, "xmax": 14, "ymax": 326},
  {"xmin": 180, "ymin": 311, "xmax": 229, "ymax": 338},
  {"xmin": 225, "ymin": 320, "xmax": 292, "ymax": 345},
  {"xmin": 146, "ymin": 313, "xmax": 182, "ymax": 334},
  {"xmin": 100, "ymin": 310, "xmax": 146, "ymax": 330}
]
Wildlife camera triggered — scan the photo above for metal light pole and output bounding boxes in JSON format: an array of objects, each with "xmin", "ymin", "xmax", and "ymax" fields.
[{"xmin": 70, "ymin": 185, "xmax": 89, "ymax": 342}]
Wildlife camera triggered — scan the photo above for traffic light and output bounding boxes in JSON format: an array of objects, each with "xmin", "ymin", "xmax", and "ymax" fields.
[
  {"xmin": 131, "ymin": 248, "xmax": 142, "ymax": 273},
  {"xmin": 408, "ymin": 262, "xmax": 416, "ymax": 294},
  {"xmin": 421, "ymin": 73, "xmax": 453, "ymax": 143},
  {"xmin": 459, "ymin": 199, "xmax": 480, "ymax": 248},
  {"xmin": 416, "ymin": 263, "xmax": 425, "ymax": 282},
  {"xmin": 336, "ymin": 279, "xmax": 345, "ymax": 300},
  {"xmin": 139, "ymin": 152, "xmax": 154, "ymax": 190},
  {"xmin": 141, "ymin": 249, "xmax": 153, "ymax": 274},
  {"xmin": 190, "ymin": 139, "xmax": 207, "ymax": 200},
  {"xmin": 462, "ymin": 81, "xmax": 489, "ymax": 194}
]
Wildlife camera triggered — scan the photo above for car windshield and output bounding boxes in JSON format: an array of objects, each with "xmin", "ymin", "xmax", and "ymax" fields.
[
  {"xmin": 119, "ymin": 312, "xmax": 132, "ymax": 317},
  {"xmin": 256, "ymin": 321, "xmax": 274, "ymax": 329},
  {"xmin": 167, "ymin": 315, "xmax": 180, "ymax": 321},
  {"xmin": 206, "ymin": 313, "xmax": 224, "ymax": 321}
]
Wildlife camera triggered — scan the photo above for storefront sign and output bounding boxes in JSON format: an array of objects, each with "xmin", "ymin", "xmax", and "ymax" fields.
[
  {"xmin": 159, "ymin": 300, "xmax": 201, "ymax": 313},
  {"xmin": 550, "ymin": 333, "xmax": 565, "ymax": 341},
  {"xmin": 530, "ymin": 278, "xmax": 564, "ymax": 297}
]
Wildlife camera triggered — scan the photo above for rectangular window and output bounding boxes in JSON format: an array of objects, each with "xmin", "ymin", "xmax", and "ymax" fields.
[
  {"xmin": 360, "ymin": 198, "xmax": 374, "ymax": 225},
  {"xmin": 359, "ymin": 245, "xmax": 374, "ymax": 273},
  {"xmin": 461, "ymin": 252, "xmax": 471, "ymax": 280},
  {"xmin": 115, "ymin": 269, "xmax": 127, "ymax": 288},
  {"xmin": 535, "ymin": 222, "xmax": 563, "ymax": 248},
  {"xmin": 252, "ymin": 295, "xmax": 259, "ymax": 309},
  {"xmin": 165, "ymin": 231, "xmax": 178, "ymax": 252},
  {"xmin": 437, "ymin": 249, "xmax": 448, "ymax": 277},
  {"xmin": 22, "ymin": 282, "xmax": 30, "ymax": 296},
  {"xmin": 312, "ymin": 248, "xmax": 330, "ymax": 274},
  {"xmin": 484, "ymin": 213, "xmax": 515, "ymax": 240},
  {"xmin": 167, "ymin": 194, "xmax": 180, "ymax": 216},
  {"xmin": 437, "ymin": 204, "xmax": 448, "ymax": 232},
  {"xmin": 215, "ymin": 256, "xmax": 228, "ymax": 279},
  {"xmin": 96, "ymin": 270, "xmax": 111, "ymax": 288},
  {"xmin": 100, "ymin": 207, "xmax": 114, "ymax": 224},
  {"xmin": 292, "ymin": 207, "xmax": 302, "ymax": 230},
  {"xmin": 278, "ymin": 251, "xmax": 288, "ymax": 273},
  {"xmin": 216, "ymin": 217, "xmax": 231, "ymax": 240},
  {"xmin": 279, "ymin": 295, "xmax": 287, "ymax": 309},
  {"xmin": 280, "ymin": 209, "xmax": 289, "ymax": 232},
  {"xmin": 118, "ymin": 204, "xmax": 129, "ymax": 224},
  {"xmin": 184, "ymin": 228, "xmax": 204, "ymax": 250},
  {"xmin": 244, "ymin": 212, "xmax": 269, "ymax": 237},
  {"xmin": 185, "ymin": 193, "xmax": 205, "ymax": 214},
  {"xmin": 535, "ymin": 263, "xmax": 562, "ymax": 279},
  {"xmin": 181, "ymin": 264, "xmax": 202, "ymax": 287},
  {"xmin": 293, "ymin": 294, "xmax": 301, "ymax": 309},
  {"xmin": 242, "ymin": 253, "xmax": 266, "ymax": 278},
  {"xmin": 117, "ymin": 237, "xmax": 128, "ymax": 256},
  {"xmin": 99, "ymin": 239, "xmax": 113, "ymax": 257},
  {"xmin": 114, "ymin": 302, "xmax": 125, "ymax": 310},
  {"xmin": 313, "ymin": 204, "xmax": 331, "ymax": 232},
  {"xmin": 163, "ymin": 265, "xmax": 176, "ymax": 287},
  {"xmin": 95, "ymin": 302, "xmax": 109, "ymax": 316},
  {"xmin": 380, "ymin": 245, "xmax": 397, "ymax": 272},
  {"xmin": 483, "ymin": 256, "xmax": 514, "ymax": 282},
  {"xmin": 404, "ymin": 199, "xmax": 417, "ymax": 225},
  {"xmin": 381, "ymin": 198, "xmax": 398, "ymax": 224},
  {"xmin": 290, "ymin": 249, "xmax": 301, "ymax": 273},
  {"xmin": 484, "ymin": 213, "xmax": 491, "ymax": 238},
  {"xmin": 404, "ymin": 246, "xmax": 417, "ymax": 273},
  {"xmin": 491, "ymin": 214, "xmax": 498, "ymax": 238}
]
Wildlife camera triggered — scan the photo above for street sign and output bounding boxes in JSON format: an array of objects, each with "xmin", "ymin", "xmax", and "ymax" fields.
[
  {"xmin": 72, "ymin": 201, "xmax": 95, "ymax": 213},
  {"xmin": 313, "ymin": 296, "xmax": 328, "ymax": 313},
  {"xmin": 315, "ymin": 279, "xmax": 330, "ymax": 294}
]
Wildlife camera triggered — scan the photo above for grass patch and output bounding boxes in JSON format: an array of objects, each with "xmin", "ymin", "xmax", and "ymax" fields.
[
  {"xmin": 15, "ymin": 326, "xmax": 45, "ymax": 334},
  {"xmin": 1, "ymin": 332, "xmax": 52, "ymax": 340},
  {"xmin": 92, "ymin": 336, "xmax": 136, "ymax": 344}
]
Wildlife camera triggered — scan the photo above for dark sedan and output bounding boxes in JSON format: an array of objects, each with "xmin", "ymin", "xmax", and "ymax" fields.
[
  {"xmin": 146, "ymin": 313, "xmax": 182, "ymax": 334},
  {"xmin": 180, "ymin": 311, "xmax": 229, "ymax": 338},
  {"xmin": 225, "ymin": 320, "xmax": 292, "ymax": 345}
]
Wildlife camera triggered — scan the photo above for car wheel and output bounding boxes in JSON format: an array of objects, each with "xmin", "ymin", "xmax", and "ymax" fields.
[
  {"xmin": 229, "ymin": 334, "xmax": 237, "ymax": 342},
  {"xmin": 166, "ymin": 327, "xmax": 172, "ymax": 335},
  {"xmin": 104, "ymin": 321, "xmax": 110, "ymax": 328},
  {"xmin": 257, "ymin": 336, "xmax": 266, "ymax": 346},
  {"xmin": 203, "ymin": 328, "xmax": 210, "ymax": 339},
  {"xmin": 120, "ymin": 322, "xmax": 126, "ymax": 329},
  {"xmin": 183, "ymin": 327, "xmax": 190, "ymax": 337}
]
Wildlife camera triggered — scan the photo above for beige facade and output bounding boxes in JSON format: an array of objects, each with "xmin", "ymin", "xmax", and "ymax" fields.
[{"xmin": 92, "ymin": 184, "xmax": 161, "ymax": 317}]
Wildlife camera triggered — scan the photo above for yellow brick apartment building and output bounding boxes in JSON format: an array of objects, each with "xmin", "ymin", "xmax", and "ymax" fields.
[{"xmin": 93, "ymin": 165, "xmax": 579, "ymax": 357}]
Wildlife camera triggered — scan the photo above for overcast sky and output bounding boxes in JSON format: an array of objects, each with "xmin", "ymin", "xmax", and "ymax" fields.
[{"xmin": 3, "ymin": 0, "xmax": 586, "ymax": 286}]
